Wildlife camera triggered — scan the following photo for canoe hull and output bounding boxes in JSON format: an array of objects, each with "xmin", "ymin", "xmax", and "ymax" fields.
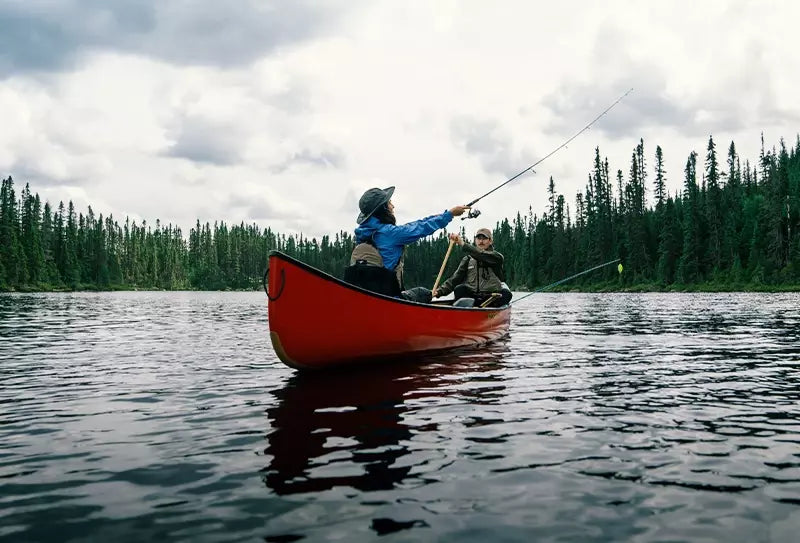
[{"xmin": 266, "ymin": 251, "xmax": 511, "ymax": 370}]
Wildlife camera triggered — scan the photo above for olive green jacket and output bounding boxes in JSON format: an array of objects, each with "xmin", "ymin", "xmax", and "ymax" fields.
[{"xmin": 437, "ymin": 243, "xmax": 505, "ymax": 296}]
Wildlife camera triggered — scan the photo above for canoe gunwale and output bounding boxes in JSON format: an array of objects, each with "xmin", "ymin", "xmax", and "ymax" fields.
[{"xmin": 266, "ymin": 250, "xmax": 510, "ymax": 313}]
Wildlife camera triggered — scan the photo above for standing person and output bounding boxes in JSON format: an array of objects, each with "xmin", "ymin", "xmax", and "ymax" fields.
[
  {"xmin": 432, "ymin": 228, "xmax": 512, "ymax": 307},
  {"xmin": 344, "ymin": 186, "xmax": 469, "ymax": 302}
]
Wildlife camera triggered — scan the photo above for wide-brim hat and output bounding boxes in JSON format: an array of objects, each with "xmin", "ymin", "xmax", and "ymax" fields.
[{"xmin": 357, "ymin": 186, "xmax": 395, "ymax": 224}]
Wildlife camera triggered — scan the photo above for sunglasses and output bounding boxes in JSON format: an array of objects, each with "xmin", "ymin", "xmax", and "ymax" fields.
[{"xmin": 474, "ymin": 235, "xmax": 489, "ymax": 240}]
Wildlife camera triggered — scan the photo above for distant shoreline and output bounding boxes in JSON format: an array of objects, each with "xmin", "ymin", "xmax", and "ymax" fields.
[{"xmin": 4, "ymin": 284, "xmax": 800, "ymax": 294}]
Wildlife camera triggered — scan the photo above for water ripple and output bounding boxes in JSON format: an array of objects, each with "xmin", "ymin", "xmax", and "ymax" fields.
[{"xmin": 1, "ymin": 292, "xmax": 799, "ymax": 541}]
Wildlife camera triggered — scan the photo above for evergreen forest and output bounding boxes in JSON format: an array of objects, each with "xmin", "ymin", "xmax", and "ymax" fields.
[{"xmin": 2, "ymin": 134, "xmax": 799, "ymax": 293}]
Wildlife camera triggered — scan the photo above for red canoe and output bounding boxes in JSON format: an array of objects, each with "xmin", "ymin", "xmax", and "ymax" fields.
[{"xmin": 265, "ymin": 251, "xmax": 511, "ymax": 370}]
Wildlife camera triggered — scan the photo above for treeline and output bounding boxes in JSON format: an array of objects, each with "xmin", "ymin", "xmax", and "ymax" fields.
[
  {"xmin": 490, "ymin": 134, "xmax": 800, "ymax": 290},
  {"xmin": 1, "ymin": 133, "xmax": 799, "ymax": 292},
  {"xmin": 0, "ymin": 182, "xmax": 353, "ymax": 291}
]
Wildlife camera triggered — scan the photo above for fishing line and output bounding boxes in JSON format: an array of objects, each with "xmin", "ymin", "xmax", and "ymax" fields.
[
  {"xmin": 463, "ymin": 88, "xmax": 634, "ymax": 215},
  {"xmin": 510, "ymin": 258, "xmax": 621, "ymax": 304}
]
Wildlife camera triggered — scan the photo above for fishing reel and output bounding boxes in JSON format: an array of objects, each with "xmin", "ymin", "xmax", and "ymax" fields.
[{"xmin": 461, "ymin": 208, "xmax": 481, "ymax": 221}]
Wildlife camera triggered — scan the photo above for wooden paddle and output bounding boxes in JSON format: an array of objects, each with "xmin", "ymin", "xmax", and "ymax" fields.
[{"xmin": 432, "ymin": 239, "xmax": 455, "ymax": 295}]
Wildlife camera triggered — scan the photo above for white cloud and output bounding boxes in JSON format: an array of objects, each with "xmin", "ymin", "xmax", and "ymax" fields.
[{"xmin": 1, "ymin": 0, "xmax": 799, "ymax": 240}]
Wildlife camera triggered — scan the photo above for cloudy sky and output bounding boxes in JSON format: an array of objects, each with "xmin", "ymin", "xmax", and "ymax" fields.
[{"xmin": 2, "ymin": 0, "xmax": 799, "ymax": 239}]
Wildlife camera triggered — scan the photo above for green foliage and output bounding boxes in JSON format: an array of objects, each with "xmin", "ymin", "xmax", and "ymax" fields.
[{"xmin": 2, "ymin": 133, "xmax": 800, "ymax": 292}]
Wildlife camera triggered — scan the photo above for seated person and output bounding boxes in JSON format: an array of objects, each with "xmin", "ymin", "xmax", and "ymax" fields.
[
  {"xmin": 344, "ymin": 186, "xmax": 469, "ymax": 302},
  {"xmin": 432, "ymin": 228, "xmax": 512, "ymax": 307}
]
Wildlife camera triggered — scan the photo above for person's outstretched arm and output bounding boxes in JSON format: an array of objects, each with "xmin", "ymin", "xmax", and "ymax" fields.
[
  {"xmin": 389, "ymin": 205, "xmax": 469, "ymax": 245},
  {"xmin": 462, "ymin": 243, "xmax": 504, "ymax": 266}
]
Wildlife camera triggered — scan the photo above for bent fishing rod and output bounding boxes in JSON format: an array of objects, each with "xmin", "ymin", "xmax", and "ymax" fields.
[{"xmin": 462, "ymin": 88, "xmax": 634, "ymax": 220}]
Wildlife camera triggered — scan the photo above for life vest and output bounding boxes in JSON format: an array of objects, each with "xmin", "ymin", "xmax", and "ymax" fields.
[{"xmin": 343, "ymin": 240, "xmax": 404, "ymax": 296}]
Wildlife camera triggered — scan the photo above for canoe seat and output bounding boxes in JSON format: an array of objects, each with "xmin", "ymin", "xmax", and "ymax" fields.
[{"xmin": 452, "ymin": 297, "xmax": 475, "ymax": 308}]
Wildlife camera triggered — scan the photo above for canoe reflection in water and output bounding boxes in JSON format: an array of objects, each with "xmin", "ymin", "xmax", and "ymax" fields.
[{"xmin": 262, "ymin": 347, "xmax": 508, "ymax": 496}]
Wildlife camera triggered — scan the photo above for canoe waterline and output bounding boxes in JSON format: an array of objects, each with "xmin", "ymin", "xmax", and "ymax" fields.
[{"xmin": 266, "ymin": 251, "xmax": 511, "ymax": 370}]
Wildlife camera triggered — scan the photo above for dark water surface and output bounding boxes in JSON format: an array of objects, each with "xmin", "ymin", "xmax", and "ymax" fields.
[{"xmin": 1, "ymin": 292, "xmax": 799, "ymax": 542}]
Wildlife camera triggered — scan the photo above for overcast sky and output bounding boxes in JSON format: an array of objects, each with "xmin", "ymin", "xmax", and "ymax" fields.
[{"xmin": 2, "ymin": 0, "xmax": 799, "ymax": 239}]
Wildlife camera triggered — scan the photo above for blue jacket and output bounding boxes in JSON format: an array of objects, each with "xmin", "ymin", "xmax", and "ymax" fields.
[{"xmin": 354, "ymin": 210, "xmax": 453, "ymax": 270}]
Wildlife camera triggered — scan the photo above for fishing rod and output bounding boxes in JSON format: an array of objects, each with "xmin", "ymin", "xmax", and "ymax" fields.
[
  {"xmin": 462, "ymin": 88, "xmax": 634, "ymax": 220},
  {"xmin": 510, "ymin": 258, "xmax": 621, "ymax": 304}
]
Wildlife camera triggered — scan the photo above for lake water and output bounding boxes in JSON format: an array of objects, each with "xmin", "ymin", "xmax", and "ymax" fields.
[{"xmin": 1, "ymin": 291, "xmax": 799, "ymax": 542}]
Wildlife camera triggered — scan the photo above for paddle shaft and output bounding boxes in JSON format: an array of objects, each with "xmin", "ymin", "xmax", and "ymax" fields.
[{"xmin": 432, "ymin": 240, "xmax": 456, "ymax": 293}]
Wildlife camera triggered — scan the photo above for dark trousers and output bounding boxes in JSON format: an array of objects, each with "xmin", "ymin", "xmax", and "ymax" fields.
[
  {"xmin": 400, "ymin": 287, "xmax": 433, "ymax": 303},
  {"xmin": 453, "ymin": 284, "xmax": 512, "ymax": 307}
]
